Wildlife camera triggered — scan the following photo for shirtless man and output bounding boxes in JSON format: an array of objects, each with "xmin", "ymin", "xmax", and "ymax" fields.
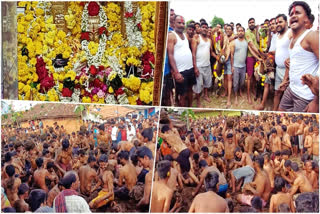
[
  {"xmin": 33, "ymin": 157, "xmax": 56, "ymax": 193},
  {"xmin": 136, "ymin": 146, "xmax": 154, "ymax": 209},
  {"xmin": 2, "ymin": 165, "xmax": 21, "ymax": 205},
  {"xmin": 304, "ymin": 127, "xmax": 313, "ymax": 155},
  {"xmin": 224, "ymin": 133, "xmax": 236, "ymax": 167},
  {"xmin": 189, "ymin": 171, "xmax": 229, "ymax": 212},
  {"xmin": 243, "ymin": 127, "xmax": 254, "ymax": 155},
  {"xmin": 200, "ymin": 146, "xmax": 214, "ymax": 166},
  {"xmin": 263, "ymin": 153, "xmax": 275, "ymax": 188},
  {"xmin": 269, "ymin": 176, "xmax": 295, "ymax": 212},
  {"xmin": 79, "ymin": 156, "xmax": 98, "ymax": 196},
  {"xmin": 281, "ymin": 125, "xmax": 293, "ymax": 153},
  {"xmin": 151, "ymin": 160, "xmax": 181, "ymax": 213},
  {"xmin": 287, "ymin": 118, "xmax": 298, "ymax": 156},
  {"xmin": 303, "ymin": 160, "xmax": 318, "ymax": 189},
  {"xmin": 115, "ymin": 151, "xmax": 137, "ymax": 199},
  {"xmin": 231, "ymin": 147, "xmax": 255, "ymax": 193},
  {"xmin": 89, "ymin": 154, "xmax": 114, "ymax": 209},
  {"xmin": 56, "ymin": 138, "xmax": 72, "ymax": 171},
  {"xmin": 312, "ymin": 124, "xmax": 319, "ymax": 161},
  {"xmin": 279, "ymin": 1, "xmax": 319, "ymax": 113},
  {"xmin": 270, "ymin": 128, "xmax": 282, "ymax": 153},
  {"xmin": 192, "ymin": 160, "xmax": 228, "ymax": 198},
  {"xmin": 188, "ymin": 136, "xmax": 200, "ymax": 156},
  {"xmin": 236, "ymin": 155, "xmax": 272, "ymax": 208},
  {"xmin": 289, "ymin": 162, "xmax": 313, "ymax": 196}
]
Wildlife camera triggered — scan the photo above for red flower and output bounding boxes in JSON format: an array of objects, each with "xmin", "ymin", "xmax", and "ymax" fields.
[
  {"xmin": 40, "ymin": 76, "xmax": 55, "ymax": 93},
  {"xmin": 142, "ymin": 64, "xmax": 152, "ymax": 78},
  {"xmin": 87, "ymin": 2, "xmax": 100, "ymax": 16},
  {"xmin": 115, "ymin": 87, "xmax": 125, "ymax": 96},
  {"xmin": 125, "ymin": 12, "xmax": 133, "ymax": 18},
  {"xmin": 137, "ymin": 99, "xmax": 143, "ymax": 105},
  {"xmin": 62, "ymin": 88, "xmax": 73, "ymax": 97},
  {"xmin": 98, "ymin": 27, "xmax": 107, "ymax": 35},
  {"xmin": 89, "ymin": 65, "xmax": 98, "ymax": 76},
  {"xmin": 80, "ymin": 2, "xmax": 85, "ymax": 7},
  {"xmin": 93, "ymin": 78, "xmax": 102, "ymax": 88},
  {"xmin": 137, "ymin": 23, "xmax": 142, "ymax": 31},
  {"xmin": 98, "ymin": 65, "xmax": 105, "ymax": 71},
  {"xmin": 81, "ymin": 32, "xmax": 90, "ymax": 41}
]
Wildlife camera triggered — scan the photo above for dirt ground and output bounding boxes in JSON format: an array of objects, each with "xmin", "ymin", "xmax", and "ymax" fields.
[{"xmin": 191, "ymin": 84, "xmax": 274, "ymax": 110}]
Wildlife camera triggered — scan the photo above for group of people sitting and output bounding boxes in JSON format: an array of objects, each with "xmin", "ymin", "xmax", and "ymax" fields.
[
  {"xmin": 1, "ymin": 115, "xmax": 158, "ymax": 213},
  {"xmin": 163, "ymin": 1, "xmax": 318, "ymax": 112},
  {"xmin": 152, "ymin": 111, "xmax": 319, "ymax": 212}
]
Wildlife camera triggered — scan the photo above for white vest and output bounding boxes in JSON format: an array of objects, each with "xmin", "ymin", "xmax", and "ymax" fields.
[
  {"xmin": 172, "ymin": 31, "xmax": 193, "ymax": 72},
  {"xmin": 289, "ymin": 29, "xmax": 319, "ymax": 100},
  {"xmin": 196, "ymin": 35, "xmax": 211, "ymax": 67}
]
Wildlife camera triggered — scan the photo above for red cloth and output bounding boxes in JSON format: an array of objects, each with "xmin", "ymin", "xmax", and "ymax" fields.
[
  {"xmin": 55, "ymin": 189, "xmax": 78, "ymax": 212},
  {"xmin": 121, "ymin": 129, "xmax": 127, "ymax": 141}
]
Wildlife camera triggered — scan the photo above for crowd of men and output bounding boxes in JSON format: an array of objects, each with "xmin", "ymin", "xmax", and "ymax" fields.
[
  {"xmin": 1, "ymin": 114, "xmax": 158, "ymax": 212},
  {"xmin": 163, "ymin": 1, "xmax": 319, "ymax": 113},
  {"xmin": 153, "ymin": 110, "xmax": 319, "ymax": 212}
]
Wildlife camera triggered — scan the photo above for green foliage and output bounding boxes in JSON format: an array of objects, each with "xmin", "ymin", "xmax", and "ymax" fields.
[
  {"xmin": 211, "ymin": 16, "xmax": 224, "ymax": 27},
  {"xmin": 180, "ymin": 109, "xmax": 196, "ymax": 121}
]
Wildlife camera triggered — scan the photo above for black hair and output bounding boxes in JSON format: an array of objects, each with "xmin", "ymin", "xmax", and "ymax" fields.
[
  {"xmin": 204, "ymin": 171, "xmax": 219, "ymax": 192},
  {"xmin": 161, "ymin": 125, "xmax": 170, "ymax": 133},
  {"xmin": 289, "ymin": 1, "xmax": 312, "ymax": 19},
  {"xmin": 118, "ymin": 151, "xmax": 129, "ymax": 160},
  {"xmin": 274, "ymin": 176, "xmax": 286, "ymax": 192},
  {"xmin": 251, "ymin": 196, "xmax": 263, "ymax": 210},
  {"xmin": 271, "ymin": 128, "xmax": 277, "ymax": 134},
  {"xmin": 36, "ymin": 157, "xmax": 43, "ymax": 168},
  {"xmin": 42, "ymin": 149, "xmax": 49, "ymax": 156},
  {"xmin": 28, "ymin": 189, "xmax": 47, "ymax": 212},
  {"xmin": 141, "ymin": 128, "xmax": 153, "ymax": 141},
  {"xmin": 18, "ymin": 183, "xmax": 29, "ymax": 195},
  {"xmin": 4, "ymin": 152, "xmax": 12, "ymax": 162},
  {"xmin": 99, "ymin": 154, "xmax": 108, "ymax": 162},
  {"xmin": 226, "ymin": 24, "xmax": 233, "ymax": 31},
  {"xmin": 46, "ymin": 161, "xmax": 55, "ymax": 170},
  {"xmin": 284, "ymin": 159, "xmax": 292, "ymax": 167},
  {"xmin": 201, "ymin": 146, "xmax": 209, "ymax": 153},
  {"xmin": 60, "ymin": 172, "xmax": 77, "ymax": 189},
  {"xmin": 88, "ymin": 155, "xmax": 96, "ymax": 163},
  {"xmin": 264, "ymin": 19, "xmax": 270, "ymax": 22},
  {"xmin": 194, "ymin": 22, "xmax": 200, "ymax": 26},
  {"xmin": 6, "ymin": 164, "xmax": 15, "ymax": 177},
  {"xmin": 157, "ymin": 160, "xmax": 171, "ymax": 179},
  {"xmin": 236, "ymin": 23, "xmax": 241, "ymax": 27},
  {"xmin": 248, "ymin": 17, "xmax": 255, "ymax": 23},
  {"xmin": 199, "ymin": 160, "xmax": 208, "ymax": 168},
  {"xmin": 187, "ymin": 23, "xmax": 195, "ymax": 29},
  {"xmin": 234, "ymin": 147, "xmax": 242, "ymax": 156},
  {"xmin": 227, "ymin": 133, "xmax": 233, "ymax": 138},
  {"xmin": 291, "ymin": 162, "xmax": 299, "ymax": 172},
  {"xmin": 190, "ymin": 136, "xmax": 195, "ymax": 142},
  {"xmin": 276, "ymin": 14, "xmax": 287, "ymax": 22},
  {"xmin": 281, "ymin": 125, "xmax": 287, "ymax": 132},
  {"xmin": 275, "ymin": 150, "xmax": 281, "ymax": 156},
  {"xmin": 199, "ymin": 18, "xmax": 206, "ymax": 23},
  {"xmin": 253, "ymin": 155, "xmax": 264, "ymax": 169},
  {"xmin": 270, "ymin": 17, "xmax": 276, "ymax": 22},
  {"xmin": 281, "ymin": 149, "xmax": 291, "ymax": 156},
  {"xmin": 243, "ymin": 127, "xmax": 249, "ymax": 133},
  {"xmin": 309, "ymin": 14, "xmax": 315, "ymax": 24},
  {"xmin": 136, "ymin": 146, "xmax": 153, "ymax": 159},
  {"xmin": 201, "ymin": 22, "xmax": 208, "ymax": 27},
  {"xmin": 62, "ymin": 138, "xmax": 69, "ymax": 149}
]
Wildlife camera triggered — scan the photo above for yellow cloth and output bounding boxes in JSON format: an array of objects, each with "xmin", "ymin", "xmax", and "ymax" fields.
[
  {"xmin": 90, "ymin": 190, "xmax": 114, "ymax": 208},
  {"xmin": 245, "ymin": 29, "xmax": 259, "ymax": 57}
]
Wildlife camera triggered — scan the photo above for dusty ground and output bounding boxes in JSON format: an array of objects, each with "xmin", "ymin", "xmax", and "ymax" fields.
[{"xmin": 191, "ymin": 86, "xmax": 274, "ymax": 110}]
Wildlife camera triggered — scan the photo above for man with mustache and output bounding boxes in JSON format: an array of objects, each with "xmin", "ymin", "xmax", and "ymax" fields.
[
  {"xmin": 279, "ymin": 1, "xmax": 319, "ymax": 112},
  {"xmin": 167, "ymin": 15, "xmax": 196, "ymax": 107},
  {"xmin": 271, "ymin": 14, "xmax": 291, "ymax": 111}
]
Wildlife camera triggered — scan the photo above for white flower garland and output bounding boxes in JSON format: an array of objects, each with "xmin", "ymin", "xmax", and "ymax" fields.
[
  {"xmin": 124, "ymin": 2, "xmax": 143, "ymax": 49},
  {"xmin": 81, "ymin": 2, "xmax": 108, "ymax": 67}
]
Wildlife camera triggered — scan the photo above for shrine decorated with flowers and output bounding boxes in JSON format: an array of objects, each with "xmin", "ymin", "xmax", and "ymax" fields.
[{"xmin": 17, "ymin": 1, "xmax": 167, "ymax": 105}]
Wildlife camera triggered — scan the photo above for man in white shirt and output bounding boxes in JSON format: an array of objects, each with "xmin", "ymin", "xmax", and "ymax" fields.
[
  {"xmin": 111, "ymin": 123, "xmax": 118, "ymax": 150},
  {"xmin": 127, "ymin": 124, "xmax": 136, "ymax": 142}
]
